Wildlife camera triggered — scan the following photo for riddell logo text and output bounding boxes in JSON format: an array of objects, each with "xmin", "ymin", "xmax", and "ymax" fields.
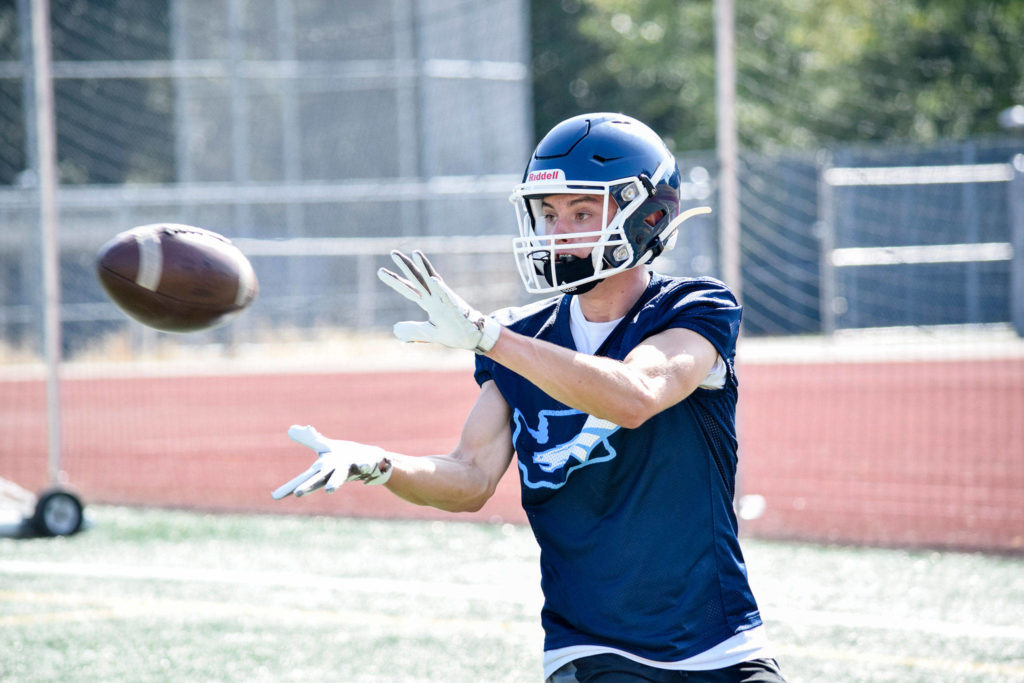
[{"xmin": 527, "ymin": 170, "xmax": 563, "ymax": 182}]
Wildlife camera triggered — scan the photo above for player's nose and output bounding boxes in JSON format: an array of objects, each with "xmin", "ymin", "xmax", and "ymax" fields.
[{"xmin": 549, "ymin": 213, "xmax": 573, "ymax": 237}]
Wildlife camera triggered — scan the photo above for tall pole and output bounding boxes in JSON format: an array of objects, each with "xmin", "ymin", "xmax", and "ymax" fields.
[
  {"xmin": 1011, "ymin": 155, "xmax": 1024, "ymax": 337},
  {"xmin": 714, "ymin": 0, "xmax": 741, "ymax": 299},
  {"xmin": 30, "ymin": 0, "xmax": 63, "ymax": 484},
  {"xmin": 714, "ymin": 0, "xmax": 748, "ymax": 510}
]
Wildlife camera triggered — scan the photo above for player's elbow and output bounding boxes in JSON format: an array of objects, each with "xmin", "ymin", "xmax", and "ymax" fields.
[
  {"xmin": 399, "ymin": 488, "xmax": 492, "ymax": 514},
  {"xmin": 436, "ymin": 486, "xmax": 495, "ymax": 513},
  {"xmin": 611, "ymin": 407, "xmax": 651, "ymax": 430},
  {"xmin": 447, "ymin": 496, "xmax": 490, "ymax": 514},
  {"xmin": 608, "ymin": 392, "xmax": 662, "ymax": 429},
  {"xmin": 609, "ymin": 376, "xmax": 699, "ymax": 429},
  {"xmin": 431, "ymin": 470, "xmax": 498, "ymax": 513}
]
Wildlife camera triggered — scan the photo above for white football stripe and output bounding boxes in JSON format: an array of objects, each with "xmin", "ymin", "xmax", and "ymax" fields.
[
  {"xmin": 234, "ymin": 250, "xmax": 256, "ymax": 306},
  {"xmin": 134, "ymin": 230, "xmax": 163, "ymax": 291}
]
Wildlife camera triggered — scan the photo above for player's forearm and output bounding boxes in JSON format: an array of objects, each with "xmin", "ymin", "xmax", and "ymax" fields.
[
  {"xmin": 384, "ymin": 453, "xmax": 496, "ymax": 513},
  {"xmin": 485, "ymin": 328, "xmax": 660, "ymax": 428},
  {"xmin": 382, "ymin": 379, "xmax": 513, "ymax": 512}
]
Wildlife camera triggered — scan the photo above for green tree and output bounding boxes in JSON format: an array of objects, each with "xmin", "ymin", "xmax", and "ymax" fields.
[
  {"xmin": 530, "ymin": 0, "xmax": 1024, "ymax": 152},
  {"xmin": 530, "ymin": 0, "xmax": 714, "ymax": 151}
]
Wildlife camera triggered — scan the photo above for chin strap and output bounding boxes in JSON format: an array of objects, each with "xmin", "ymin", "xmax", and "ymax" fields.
[{"xmin": 540, "ymin": 255, "xmax": 601, "ymax": 295}]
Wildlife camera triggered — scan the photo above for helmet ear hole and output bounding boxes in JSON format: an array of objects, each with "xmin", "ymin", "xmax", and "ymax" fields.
[{"xmin": 644, "ymin": 210, "xmax": 665, "ymax": 227}]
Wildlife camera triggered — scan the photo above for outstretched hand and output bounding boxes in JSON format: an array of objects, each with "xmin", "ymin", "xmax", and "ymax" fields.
[
  {"xmin": 377, "ymin": 250, "xmax": 500, "ymax": 353},
  {"xmin": 271, "ymin": 425, "xmax": 392, "ymax": 499}
]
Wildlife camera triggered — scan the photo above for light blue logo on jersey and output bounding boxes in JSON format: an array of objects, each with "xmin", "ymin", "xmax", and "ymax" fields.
[{"xmin": 511, "ymin": 408, "xmax": 621, "ymax": 489}]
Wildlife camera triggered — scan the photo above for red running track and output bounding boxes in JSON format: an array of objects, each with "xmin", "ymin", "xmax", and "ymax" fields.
[
  {"xmin": 2, "ymin": 358, "xmax": 1022, "ymax": 551},
  {"xmin": 738, "ymin": 357, "xmax": 1024, "ymax": 552}
]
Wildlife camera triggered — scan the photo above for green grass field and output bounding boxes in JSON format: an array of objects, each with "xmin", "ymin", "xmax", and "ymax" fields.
[{"xmin": 1, "ymin": 506, "xmax": 1022, "ymax": 682}]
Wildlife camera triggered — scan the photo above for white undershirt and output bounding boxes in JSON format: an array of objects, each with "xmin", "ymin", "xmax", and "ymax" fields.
[
  {"xmin": 551, "ymin": 297, "xmax": 763, "ymax": 679},
  {"xmin": 568, "ymin": 296, "xmax": 624, "ymax": 355}
]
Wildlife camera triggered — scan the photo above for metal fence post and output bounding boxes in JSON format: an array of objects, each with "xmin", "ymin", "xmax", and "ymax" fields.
[
  {"xmin": 816, "ymin": 150, "xmax": 837, "ymax": 335},
  {"xmin": 715, "ymin": 0, "xmax": 741, "ymax": 299},
  {"xmin": 962, "ymin": 143, "xmax": 980, "ymax": 323},
  {"xmin": 17, "ymin": 0, "xmax": 43, "ymax": 347},
  {"xmin": 29, "ymin": 0, "xmax": 64, "ymax": 484},
  {"xmin": 1011, "ymin": 154, "xmax": 1024, "ymax": 337}
]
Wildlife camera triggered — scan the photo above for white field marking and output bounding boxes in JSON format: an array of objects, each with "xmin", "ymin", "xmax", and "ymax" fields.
[
  {"xmin": 775, "ymin": 644, "xmax": 1024, "ymax": 678},
  {"xmin": 4, "ymin": 595, "xmax": 1019, "ymax": 681},
  {"xmin": 0, "ymin": 589, "xmax": 539, "ymax": 635},
  {"xmin": 0, "ymin": 606, "xmax": 120, "ymax": 626},
  {"xmin": 0, "ymin": 559, "xmax": 542, "ymax": 606},
  {"xmin": 759, "ymin": 605, "xmax": 1024, "ymax": 642},
  {"xmin": 2, "ymin": 560, "xmax": 1021, "ymax": 644},
  {"xmin": 3, "ymin": 594, "xmax": 1021, "ymax": 679}
]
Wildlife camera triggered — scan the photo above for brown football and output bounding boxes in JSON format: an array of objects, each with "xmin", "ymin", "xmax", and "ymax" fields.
[{"xmin": 96, "ymin": 223, "xmax": 258, "ymax": 333}]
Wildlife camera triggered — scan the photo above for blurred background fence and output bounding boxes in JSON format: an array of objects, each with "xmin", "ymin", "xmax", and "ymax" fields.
[
  {"xmin": 0, "ymin": 0, "xmax": 533, "ymax": 355},
  {"xmin": 1, "ymin": 0, "xmax": 1023, "ymax": 552}
]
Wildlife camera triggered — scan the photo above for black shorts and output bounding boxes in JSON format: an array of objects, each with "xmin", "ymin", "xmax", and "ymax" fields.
[{"xmin": 546, "ymin": 654, "xmax": 786, "ymax": 683}]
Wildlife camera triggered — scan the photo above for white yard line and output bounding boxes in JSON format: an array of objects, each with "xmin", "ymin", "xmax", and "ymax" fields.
[
  {"xmin": 0, "ymin": 559, "xmax": 541, "ymax": 605},
  {"xmin": 2, "ymin": 558, "xmax": 1021, "ymax": 642}
]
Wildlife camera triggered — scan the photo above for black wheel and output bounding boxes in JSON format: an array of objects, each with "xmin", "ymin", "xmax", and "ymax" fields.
[{"xmin": 31, "ymin": 489, "xmax": 84, "ymax": 536}]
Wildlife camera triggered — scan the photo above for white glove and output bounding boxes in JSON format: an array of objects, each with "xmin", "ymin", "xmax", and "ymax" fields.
[
  {"xmin": 271, "ymin": 425, "xmax": 392, "ymax": 499},
  {"xmin": 377, "ymin": 250, "xmax": 501, "ymax": 354}
]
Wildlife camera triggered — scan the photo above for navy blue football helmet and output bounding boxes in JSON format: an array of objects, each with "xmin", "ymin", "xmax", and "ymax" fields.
[{"xmin": 510, "ymin": 113, "xmax": 689, "ymax": 294}]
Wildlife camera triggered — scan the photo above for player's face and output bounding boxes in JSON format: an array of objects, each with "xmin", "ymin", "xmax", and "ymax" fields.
[{"xmin": 539, "ymin": 194, "xmax": 618, "ymax": 258}]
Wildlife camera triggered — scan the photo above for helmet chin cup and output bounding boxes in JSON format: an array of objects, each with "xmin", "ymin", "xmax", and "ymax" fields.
[{"xmin": 539, "ymin": 254, "xmax": 601, "ymax": 295}]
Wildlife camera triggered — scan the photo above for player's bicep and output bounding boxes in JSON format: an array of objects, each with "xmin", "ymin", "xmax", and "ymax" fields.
[
  {"xmin": 623, "ymin": 327, "xmax": 721, "ymax": 409},
  {"xmin": 452, "ymin": 380, "xmax": 514, "ymax": 494}
]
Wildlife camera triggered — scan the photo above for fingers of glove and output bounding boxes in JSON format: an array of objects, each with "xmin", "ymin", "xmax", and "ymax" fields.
[
  {"xmin": 288, "ymin": 424, "xmax": 333, "ymax": 453},
  {"xmin": 377, "ymin": 267, "xmax": 422, "ymax": 303},
  {"xmin": 293, "ymin": 469, "xmax": 331, "ymax": 497},
  {"xmin": 430, "ymin": 274, "xmax": 468, "ymax": 312},
  {"xmin": 390, "ymin": 250, "xmax": 433, "ymax": 294},
  {"xmin": 393, "ymin": 320, "xmax": 439, "ymax": 345},
  {"xmin": 324, "ymin": 465, "xmax": 352, "ymax": 493},
  {"xmin": 412, "ymin": 252, "xmax": 467, "ymax": 312},
  {"xmin": 412, "ymin": 250, "xmax": 440, "ymax": 280},
  {"xmin": 271, "ymin": 461, "xmax": 324, "ymax": 500}
]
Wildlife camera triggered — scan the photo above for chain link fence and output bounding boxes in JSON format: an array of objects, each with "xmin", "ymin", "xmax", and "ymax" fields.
[{"xmin": 1, "ymin": 0, "xmax": 532, "ymax": 359}]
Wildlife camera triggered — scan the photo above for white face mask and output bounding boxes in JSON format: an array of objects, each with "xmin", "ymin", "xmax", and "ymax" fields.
[{"xmin": 509, "ymin": 175, "xmax": 650, "ymax": 295}]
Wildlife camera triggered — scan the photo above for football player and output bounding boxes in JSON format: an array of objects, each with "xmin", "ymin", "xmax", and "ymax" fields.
[{"xmin": 274, "ymin": 113, "xmax": 785, "ymax": 683}]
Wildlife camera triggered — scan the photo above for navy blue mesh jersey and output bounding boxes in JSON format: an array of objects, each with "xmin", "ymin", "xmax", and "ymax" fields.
[{"xmin": 474, "ymin": 272, "xmax": 761, "ymax": 662}]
